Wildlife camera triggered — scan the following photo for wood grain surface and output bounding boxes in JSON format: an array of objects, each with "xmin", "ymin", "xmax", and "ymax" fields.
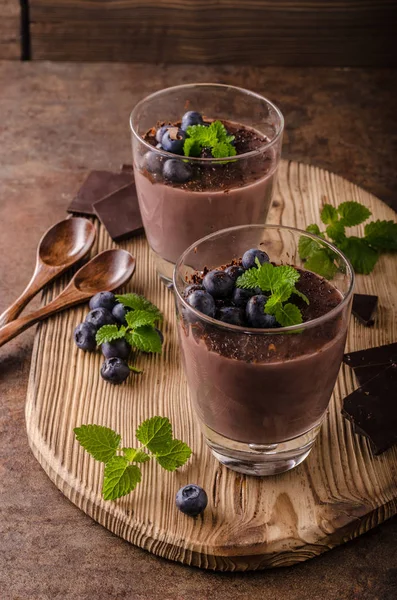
[
  {"xmin": 25, "ymin": 160, "xmax": 397, "ymax": 571},
  {"xmin": 0, "ymin": 0, "xmax": 20, "ymax": 59},
  {"xmin": 29, "ymin": 0, "xmax": 397, "ymax": 65}
]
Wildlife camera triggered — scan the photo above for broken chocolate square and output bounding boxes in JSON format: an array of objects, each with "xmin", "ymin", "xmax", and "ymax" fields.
[
  {"xmin": 93, "ymin": 183, "xmax": 143, "ymax": 242},
  {"xmin": 344, "ymin": 342, "xmax": 397, "ymax": 387},
  {"xmin": 342, "ymin": 364, "xmax": 397, "ymax": 454},
  {"xmin": 352, "ymin": 293, "xmax": 378, "ymax": 326},
  {"xmin": 68, "ymin": 170, "xmax": 133, "ymax": 215}
]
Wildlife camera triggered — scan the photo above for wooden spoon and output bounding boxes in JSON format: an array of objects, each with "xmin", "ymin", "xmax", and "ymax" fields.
[
  {"xmin": 0, "ymin": 217, "xmax": 96, "ymax": 328},
  {"xmin": 0, "ymin": 249, "xmax": 136, "ymax": 348}
]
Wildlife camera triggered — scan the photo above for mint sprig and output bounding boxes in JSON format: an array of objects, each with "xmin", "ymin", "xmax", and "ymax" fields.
[
  {"xmin": 183, "ymin": 120, "xmax": 237, "ymax": 159},
  {"xmin": 299, "ymin": 201, "xmax": 397, "ymax": 276},
  {"xmin": 74, "ymin": 417, "xmax": 192, "ymax": 501},
  {"xmin": 236, "ymin": 259, "xmax": 308, "ymax": 327}
]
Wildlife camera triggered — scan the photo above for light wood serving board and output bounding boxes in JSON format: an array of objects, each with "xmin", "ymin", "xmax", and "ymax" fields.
[{"xmin": 26, "ymin": 160, "xmax": 397, "ymax": 571}]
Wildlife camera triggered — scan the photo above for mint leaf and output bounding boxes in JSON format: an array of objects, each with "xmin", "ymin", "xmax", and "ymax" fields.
[
  {"xmin": 129, "ymin": 365, "xmax": 143, "ymax": 374},
  {"xmin": 125, "ymin": 309, "xmax": 158, "ymax": 329},
  {"xmin": 122, "ymin": 448, "xmax": 150, "ymax": 463},
  {"xmin": 339, "ymin": 237, "xmax": 379, "ymax": 274},
  {"xmin": 136, "ymin": 416, "xmax": 173, "ymax": 454},
  {"xmin": 155, "ymin": 439, "xmax": 192, "ymax": 471},
  {"xmin": 274, "ymin": 303, "xmax": 303, "ymax": 327},
  {"xmin": 96, "ymin": 325, "xmax": 126, "ymax": 346},
  {"xmin": 321, "ymin": 204, "xmax": 338, "ymax": 225},
  {"xmin": 126, "ymin": 325, "xmax": 162, "ymax": 354},
  {"xmin": 305, "ymin": 249, "xmax": 337, "ymax": 279},
  {"xmin": 364, "ymin": 220, "xmax": 397, "ymax": 251},
  {"xmin": 292, "ymin": 287, "xmax": 309, "ymax": 304},
  {"xmin": 115, "ymin": 294, "xmax": 162, "ymax": 320},
  {"xmin": 102, "ymin": 456, "xmax": 141, "ymax": 500},
  {"xmin": 298, "ymin": 235, "xmax": 321, "ymax": 260},
  {"xmin": 183, "ymin": 137, "xmax": 201, "ymax": 157},
  {"xmin": 74, "ymin": 425, "xmax": 120, "ymax": 463},
  {"xmin": 306, "ymin": 224, "xmax": 322, "ymax": 236},
  {"xmin": 209, "ymin": 120, "xmax": 229, "ymax": 141},
  {"xmin": 264, "ymin": 281, "xmax": 294, "ymax": 315},
  {"xmin": 337, "ymin": 201, "xmax": 371, "ymax": 226},
  {"xmin": 255, "ymin": 262, "xmax": 283, "ymax": 292},
  {"xmin": 186, "ymin": 124, "xmax": 216, "ymax": 147},
  {"xmin": 184, "ymin": 120, "xmax": 236, "ymax": 159},
  {"xmin": 212, "ymin": 141, "xmax": 237, "ymax": 159},
  {"xmin": 235, "ymin": 269, "xmax": 259, "ymax": 289},
  {"xmin": 326, "ymin": 221, "xmax": 346, "ymax": 244}
]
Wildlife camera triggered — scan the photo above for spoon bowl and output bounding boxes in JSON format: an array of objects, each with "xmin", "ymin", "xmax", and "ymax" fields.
[{"xmin": 39, "ymin": 218, "xmax": 96, "ymax": 267}]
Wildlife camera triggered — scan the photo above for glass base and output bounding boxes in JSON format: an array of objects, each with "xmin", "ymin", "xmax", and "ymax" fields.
[{"xmin": 203, "ymin": 421, "xmax": 323, "ymax": 476}]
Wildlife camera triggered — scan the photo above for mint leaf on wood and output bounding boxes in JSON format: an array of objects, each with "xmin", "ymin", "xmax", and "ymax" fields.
[
  {"xmin": 304, "ymin": 248, "xmax": 337, "ymax": 279},
  {"xmin": 306, "ymin": 224, "xmax": 322, "ymax": 236},
  {"xmin": 339, "ymin": 237, "xmax": 379, "ymax": 275},
  {"xmin": 364, "ymin": 220, "xmax": 397, "ymax": 251},
  {"xmin": 126, "ymin": 325, "xmax": 162, "ymax": 354},
  {"xmin": 102, "ymin": 456, "xmax": 141, "ymax": 501},
  {"xmin": 298, "ymin": 235, "xmax": 321, "ymax": 260},
  {"xmin": 136, "ymin": 416, "xmax": 173, "ymax": 454},
  {"xmin": 337, "ymin": 201, "xmax": 371, "ymax": 226},
  {"xmin": 96, "ymin": 324, "xmax": 126, "ymax": 346},
  {"xmin": 115, "ymin": 293, "xmax": 163, "ymax": 320},
  {"xmin": 155, "ymin": 439, "xmax": 192, "ymax": 471},
  {"xmin": 129, "ymin": 365, "xmax": 143, "ymax": 374},
  {"xmin": 125, "ymin": 309, "xmax": 158, "ymax": 329},
  {"xmin": 122, "ymin": 448, "xmax": 150, "ymax": 463},
  {"xmin": 74, "ymin": 425, "xmax": 121, "ymax": 463},
  {"xmin": 326, "ymin": 222, "xmax": 346, "ymax": 244},
  {"xmin": 321, "ymin": 204, "xmax": 338, "ymax": 225}
]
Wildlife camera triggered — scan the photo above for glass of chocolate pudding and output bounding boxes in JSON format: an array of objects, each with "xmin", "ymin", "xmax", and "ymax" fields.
[
  {"xmin": 130, "ymin": 84, "xmax": 284, "ymax": 284},
  {"xmin": 173, "ymin": 224, "xmax": 354, "ymax": 476}
]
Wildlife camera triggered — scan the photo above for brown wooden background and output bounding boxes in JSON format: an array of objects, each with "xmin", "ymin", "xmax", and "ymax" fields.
[{"xmin": 1, "ymin": 0, "xmax": 396, "ymax": 64}]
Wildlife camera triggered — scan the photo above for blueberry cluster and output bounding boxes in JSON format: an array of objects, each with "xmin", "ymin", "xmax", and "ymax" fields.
[
  {"xmin": 144, "ymin": 111, "xmax": 204, "ymax": 184},
  {"xmin": 184, "ymin": 248, "xmax": 279, "ymax": 328}
]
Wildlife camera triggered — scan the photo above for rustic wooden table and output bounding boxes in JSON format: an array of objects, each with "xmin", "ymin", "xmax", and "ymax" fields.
[{"xmin": 0, "ymin": 61, "xmax": 396, "ymax": 599}]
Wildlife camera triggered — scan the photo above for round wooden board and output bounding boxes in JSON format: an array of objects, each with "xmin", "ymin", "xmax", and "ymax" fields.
[{"xmin": 25, "ymin": 160, "xmax": 397, "ymax": 571}]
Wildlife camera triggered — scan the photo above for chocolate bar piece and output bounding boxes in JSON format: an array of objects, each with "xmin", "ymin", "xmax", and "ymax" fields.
[
  {"xmin": 68, "ymin": 170, "xmax": 133, "ymax": 215},
  {"xmin": 342, "ymin": 364, "xmax": 397, "ymax": 454},
  {"xmin": 352, "ymin": 293, "xmax": 378, "ymax": 326},
  {"xmin": 93, "ymin": 183, "xmax": 143, "ymax": 242},
  {"xmin": 344, "ymin": 342, "xmax": 397, "ymax": 387}
]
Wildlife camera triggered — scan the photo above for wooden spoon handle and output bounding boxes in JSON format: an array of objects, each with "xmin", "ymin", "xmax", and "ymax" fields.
[
  {"xmin": 0, "ymin": 287, "xmax": 87, "ymax": 348},
  {"xmin": 0, "ymin": 262, "xmax": 58, "ymax": 328}
]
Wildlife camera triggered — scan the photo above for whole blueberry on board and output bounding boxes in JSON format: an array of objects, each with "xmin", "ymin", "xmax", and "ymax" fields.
[
  {"xmin": 163, "ymin": 159, "xmax": 192, "ymax": 184},
  {"xmin": 176, "ymin": 484, "xmax": 208, "ymax": 517},
  {"xmin": 202, "ymin": 270, "xmax": 234, "ymax": 299},
  {"xmin": 112, "ymin": 302, "xmax": 130, "ymax": 326},
  {"xmin": 218, "ymin": 306, "xmax": 245, "ymax": 326},
  {"xmin": 101, "ymin": 339, "xmax": 131, "ymax": 360},
  {"xmin": 241, "ymin": 248, "xmax": 270, "ymax": 270},
  {"xmin": 224, "ymin": 265, "xmax": 245, "ymax": 282},
  {"xmin": 186, "ymin": 290, "xmax": 216, "ymax": 318},
  {"xmin": 246, "ymin": 295, "xmax": 278, "ymax": 328},
  {"xmin": 86, "ymin": 307, "xmax": 116, "ymax": 330},
  {"xmin": 155, "ymin": 124, "xmax": 172, "ymax": 143},
  {"xmin": 73, "ymin": 322, "xmax": 97, "ymax": 352},
  {"xmin": 89, "ymin": 291, "xmax": 116, "ymax": 312},
  {"xmin": 161, "ymin": 127, "xmax": 187, "ymax": 155},
  {"xmin": 100, "ymin": 357, "xmax": 130, "ymax": 385},
  {"xmin": 181, "ymin": 111, "xmax": 204, "ymax": 131}
]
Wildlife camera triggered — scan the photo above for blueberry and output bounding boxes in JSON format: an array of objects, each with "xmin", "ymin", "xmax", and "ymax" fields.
[
  {"xmin": 184, "ymin": 283, "xmax": 204, "ymax": 297},
  {"xmin": 163, "ymin": 159, "xmax": 192, "ymax": 183},
  {"xmin": 89, "ymin": 291, "xmax": 116, "ymax": 311},
  {"xmin": 155, "ymin": 124, "xmax": 172, "ymax": 143},
  {"xmin": 86, "ymin": 308, "xmax": 115, "ymax": 330},
  {"xmin": 224, "ymin": 265, "xmax": 245, "ymax": 283},
  {"xmin": 101, "ymin": 339, "xmax": 131, "ymax": 360},
  {"xmin": 112, "ymin": 303, "xmax": 130, "ymax": 325},
  {"xmin": 181, "ymin": 111, "xmax": 204, "ymax": 131},
  {"xmin": 241, "ymin": 249, "xmax": 270, "ymax": 270},
  {"xmin": 73, "ymin": 322, "xmax": 97, "ymax": 352},
  {"xmin": 202, "ymin": 270, "xmax": 234, "ymax": 299},
  {"xmin": 186, "ymin": 290, "xmax": 216, "ymax": 318},
  {"xmin": 155, "ymin": 328, "xmax": 164, "ymax": 344},
  {"xmin": 161, "ymin": 127, "xmax": 187, "ymax": 155},
  {"xmin": 246, "ymin": 295, "xmax": 279, "ymax": 328},
  {"xmin": 176, "ymin": 484, "xmax": 208, "ymax": 517},
  {"xmin": 232, "ymin": 287, "xmax": 256, "ymax": 307},
  {"xmin": 100, "ymin": 357, "xmax": 130, "ymax": 385},
  {"xmin": 144, "ymin": 150, "xmax": 164, "ymax": 174},
  {"xmin": 218, "ymin": 306, "xmax": 245, "ymax": 326}
]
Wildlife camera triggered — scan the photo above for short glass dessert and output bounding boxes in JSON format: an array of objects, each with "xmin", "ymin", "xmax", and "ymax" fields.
[
  {"xmin": 130, "ymin": 84, "xmax": 284, "ymax": 284},
  {"xmin": 173, "ymin": 225, "xmax": 354, "ymax": 476}
]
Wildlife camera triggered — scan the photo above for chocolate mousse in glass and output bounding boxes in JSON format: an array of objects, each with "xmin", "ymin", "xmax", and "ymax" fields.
[
  {"xmin": 173, "ymin": 225, "xmax": 354, "ymax": 476},
  {"xmin": 130, "ymin": 84, "xmax": 284, "ymax": 284}
]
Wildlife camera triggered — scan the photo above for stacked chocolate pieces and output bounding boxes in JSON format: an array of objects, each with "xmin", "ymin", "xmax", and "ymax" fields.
[
  {"xmin": 67, "ymin": 166, "xmax": 143, "ymax": 242},
  {"xmin": 342, "ymin": 342, "xmax": 397, "ymax": 454}
]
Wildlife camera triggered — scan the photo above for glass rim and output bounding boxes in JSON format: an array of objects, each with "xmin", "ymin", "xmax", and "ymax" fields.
[
  {"xmin": 173, "ymin": 224, "xmax": 355, "ymax": 334},
  {"xmin": 129, "ymin": 83, "xmax": 284, "ymax": 164}
]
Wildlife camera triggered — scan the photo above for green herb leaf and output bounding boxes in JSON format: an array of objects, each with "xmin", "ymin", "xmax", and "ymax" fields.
[
  {"xmin": 74, "ymin": 425, "xmax": 121, "ymax": 463},
  {"xmin": 235, "ymin": 269, "xmax": 259, "ymax": 289},
  {"xmin": 102, "ymin": 456, "xmax": 141, "ymax": 500},
  {"xmin": 339, "ymin": 236, "xmax": 379, "ymax": 274},
  {"xmin": 184, "ymin": 120, "xmax": 236, "ymax": 159},
  {"xmin": 126, "ymin": 325, "xmax": 162, "ymax": 354},
  {"xmin": 122, "ymin": 448, "xmax": 150, "ymax": 463},
  {"xmin": 125, "ymin": 309, "xmax": 158, "ymax": 329},
  {"xmin": 135, "ymin": 416, "xmax": 173, "ymax": 454},
  {"xmin": 337, "ymin": 201, "xmax": 371, "ymax": 227},
  {"xmin": 129, "ymin": 365, "xmax": 143, "ymax": 374},
  {"xmin": 321, "ymin": 204, "xmax": 338, "ymax": 225},
  {"xmin": 155, "ymin": 439, "xmax": 192, "ymax": 471},
  {"xmin": 326, "ymin": 221, "xmax": 346, "ymax": 244},
  {"xmin": 115, "ymin": 293, "xmax": 163, "ymax": 320},
  {"xmin": 364, "ymin": 220, "xmax": 397, "ymax": 251},
  {"xmin": 298, "ymin": 235, "xmax": 321, "ymax": 260},
  {"xmin": 306, "ymin": 224, "xmax": 322, "ymax": 236},
  {"xmin": 96, "ymin": 325, "xmax": 126, "ymax": 346},
  {"xmin": 211, "ymin": 141, "xmax": 237, "ymax": 159},
  {"xmin": 292, "ymin": 287, "xmax": 310, "ymax": 304},
  {"xmin": 305, "ymin": 248, "xmax": 337, "ymax": 279},
  {"xmin": 274, "ymin": 303, "xmax": 303, "ymax": 327},
  {"xmin": 183, "ymin": 137, "xmax": 202, "ymax": 157},
  {"xmin": 264, "ymin": 281, "xmax": 294, "ymax": 315}
]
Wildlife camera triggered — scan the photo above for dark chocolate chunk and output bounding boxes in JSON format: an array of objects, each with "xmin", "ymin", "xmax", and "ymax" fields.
[
  {"xmin": 68, "ymin": 170, "xmax": 133, "ymax": 215},
  {"xmin": 343, "ymin": 343, "xmax": 397, "ymax": 369},
  {"xmin": 352, "ymin": 293, "xmax": 378, "ymax": 326},
  {"xmin": 93, "ymin": 183, "xmax": 143, "ymax": 243},
  {"xmin": 342, "ymin": 364, "xmax": 397, "ymax": 454}
]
